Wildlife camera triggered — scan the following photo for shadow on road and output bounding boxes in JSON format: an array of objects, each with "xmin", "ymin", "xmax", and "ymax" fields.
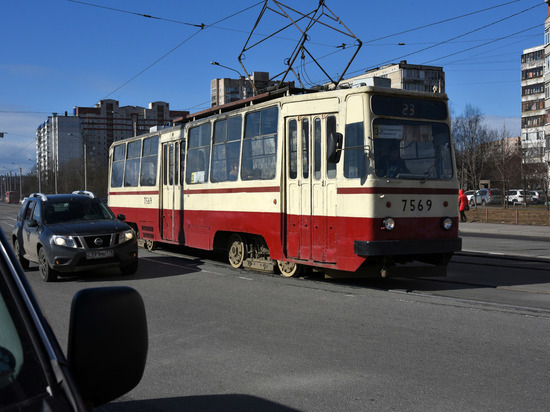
[{"xmin": 99, "ymin": 394, "xmax": 300, "ymax": 412}]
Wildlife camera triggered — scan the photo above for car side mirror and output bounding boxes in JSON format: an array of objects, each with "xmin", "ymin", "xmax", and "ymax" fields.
[
  {"xmin": 327, "ymin": 132, "xmax": 343, "ymax": 163},
  {"xmin": 67, "ymin": 287, "xmax": 148, "ymax": 407},
  {"xmin": 28, "ymin": 219, "xmax": 38, "ymax": 228},
  {"xmin": 117, "ymin": 214, "xmax": 126, "ymax": 221}
]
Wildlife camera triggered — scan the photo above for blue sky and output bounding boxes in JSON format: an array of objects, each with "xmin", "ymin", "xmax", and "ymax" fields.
[{"xmin": 0, "ymin": 0, "xmax": 546, "ymax": 173}]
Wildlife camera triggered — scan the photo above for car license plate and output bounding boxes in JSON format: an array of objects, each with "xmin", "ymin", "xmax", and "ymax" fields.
[{"xmin": 86, "ymin": 249, "xmax": 114, "ymax": 260}]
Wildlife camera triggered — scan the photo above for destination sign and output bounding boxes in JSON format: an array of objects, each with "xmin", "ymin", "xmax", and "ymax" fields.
[{"xmin": 371, "ymin": 95, "xmax": 448, "ymax": 120}]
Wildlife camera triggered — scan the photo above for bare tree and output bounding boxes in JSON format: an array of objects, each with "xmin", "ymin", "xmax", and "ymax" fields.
[
  {"xmin": 452, "ymin": 104, "xmax": 495, "ymax": 191},
  {"xmin": 484, "ymin": 126, "xmax": 522, "ymax": 208}
]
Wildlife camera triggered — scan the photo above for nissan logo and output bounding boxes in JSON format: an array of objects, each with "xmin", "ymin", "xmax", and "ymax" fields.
[{"xmin": 94, "ymin": 238, "xmax": 103, "ymax": 246}]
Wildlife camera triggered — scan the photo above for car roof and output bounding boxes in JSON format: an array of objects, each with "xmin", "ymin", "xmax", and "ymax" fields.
[{"xmin": 29, "ymin": 193, "xmax": 98, "ymax": 203}]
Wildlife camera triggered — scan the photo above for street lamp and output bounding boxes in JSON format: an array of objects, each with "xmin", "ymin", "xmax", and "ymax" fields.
[
  {"xmin": 68, "ymin": 132, "xmax": 87, "ymax": 191},
  {"xmin": 11, "ymin": 163, "xmax": 23, "ymax": 201},
  {"xmin": 210, "ymin": 61, "xmax": 256, "ymax": 103},
  {"xmin": 210, "ymin": 61, "xmax": 243, "ymax": 77}
]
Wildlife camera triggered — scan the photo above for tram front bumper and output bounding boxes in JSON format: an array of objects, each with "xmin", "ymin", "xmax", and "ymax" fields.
[{"xmin": 354, "ymin": 237, "xmax": 462, "ymax": 257}]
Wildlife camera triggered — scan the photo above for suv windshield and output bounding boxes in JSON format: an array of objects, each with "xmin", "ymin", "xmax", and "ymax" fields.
[
  {"xmin": 44, "ymin": 199, "xmax": 115, "ymax": 224},
  {"xmin": 374, "ymin": 119, "xmax": 453, "ymax": 180}
]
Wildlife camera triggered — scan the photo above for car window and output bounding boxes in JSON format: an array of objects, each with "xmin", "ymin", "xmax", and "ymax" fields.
[
  {"xmin": 44, "ymin": 199, "xmax": 115, "ymax": 224},
  {"xmin": 31, "ymin": 202, "xmax": 42, "ymax": 222},
  {"xmin": 0, "ymin": 274, "xmax": 49, "ymax": 408},
  {"xmin": 23, "ymin": 202, "xmax": 35, "ymax": 221}
]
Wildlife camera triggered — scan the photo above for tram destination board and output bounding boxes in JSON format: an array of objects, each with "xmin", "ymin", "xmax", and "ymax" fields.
[{"xmin": 371, "ymin": 95, "xmax": 447, "ymax": 120}]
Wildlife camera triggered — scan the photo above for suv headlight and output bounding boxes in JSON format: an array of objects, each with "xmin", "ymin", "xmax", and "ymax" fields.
[
  {"xmin": 52, "ymin": 235, "xmax": 77, "ymax": 248},
  {"xmin": 118, "ymin": 229, "xmax": 134, "ymax": 244}
]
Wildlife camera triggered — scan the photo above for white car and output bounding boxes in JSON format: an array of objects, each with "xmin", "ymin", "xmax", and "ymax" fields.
[
  {"xmin": 506, "ymin": 189, "xmax": 529, "ymax": 206},
  {"xmin": 530, "ymin": 190, "xmax": 543, "ymax": 204}
]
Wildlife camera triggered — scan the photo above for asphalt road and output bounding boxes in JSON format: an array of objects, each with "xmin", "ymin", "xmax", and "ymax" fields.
[{"xmin": 1, "ymin": 202, "xmax": 550, "ymax": 411}]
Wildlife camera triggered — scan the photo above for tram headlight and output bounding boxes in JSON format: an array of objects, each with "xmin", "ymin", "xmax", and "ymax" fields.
[
  {"xmin": 382, "ymin": 217, "xmax": 395, "ymax": 231},
  {"xmin": 441, "ymin": 217, "xmax": 453, "ymax": 230}
]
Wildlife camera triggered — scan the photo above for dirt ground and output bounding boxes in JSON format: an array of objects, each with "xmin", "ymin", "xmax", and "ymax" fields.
[{"xmin": 465, "ymin": 205, "xmax": 550, "ymax": 225}]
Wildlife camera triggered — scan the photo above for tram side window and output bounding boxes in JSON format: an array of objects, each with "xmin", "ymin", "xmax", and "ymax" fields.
[
  {"xmin": 211, "ymin": 115, "xmax": 242, "ymax": 182},
  {"xmin": 343, "ymin": 122, "xmax": 366, "ymax": 179},
  {"xmin": 186, "ymin": 123, "xmax": 211, "ymax": 184},
  {"xmin": 125, "ymin": 140, "xmax": 142, "ymax": 187},
  {"xmin": 289, "ymin": 119, "xmax": 297, "ymax": 179},
  {"xmin": 327, "ymin": 116, "xmax": 337, "ymax": 179},
  {"xmin": 302, "ymin": 118, "xmax": 309, "ymax": 179},
  {"xmin": 111, "ymin": 144, "xmax": 126, "ymax": 188},
  {"xmin": 242, "ymin": 106, "xmax": 278, "ymax": 180},
  {"xmin": 140, "ymin": 135, "xmax": 159, "ymax": 186},
  {"xmin": 314, "ymin": 118, "xmax": 321, "ymax": 180},
  {"xmin": 180, "ymin": 143, "xmax": 186, "ymax": 185}
]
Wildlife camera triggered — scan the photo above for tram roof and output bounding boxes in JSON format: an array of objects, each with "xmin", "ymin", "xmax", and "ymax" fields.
[{"xmin": 174, "ymin": 85, "xmax": 317, "ymax": 124}]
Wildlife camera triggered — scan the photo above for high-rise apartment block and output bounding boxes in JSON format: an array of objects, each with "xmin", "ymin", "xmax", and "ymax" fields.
[
  {"xmin": 210, "ymin": 72, "xmax": 276, "ymax": 107},
  {"xmin": 521, "ymin": 45, "xmax": 545, "ymax": 163},
  {"xmin": 36, "ymin": 99, "xmax": 188, "ymax": 180},
  {"xmin": 545, "ymin": 3, "xmax": 550, "ymax": 165},
  {"xmin": 341, "ymin": 61, "xmax": 445, "ymax": 93}
]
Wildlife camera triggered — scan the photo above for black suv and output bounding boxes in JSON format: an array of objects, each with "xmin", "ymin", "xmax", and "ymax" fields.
[{"xmin": 12, "ymin": 191, "xmax": 138, "ymax": 281}]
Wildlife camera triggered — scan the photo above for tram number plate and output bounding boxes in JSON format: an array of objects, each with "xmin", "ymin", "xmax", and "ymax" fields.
[
  {"xmin": 402, "ymin": 199, "xmax": 432, "ymax": 212},
  {"xmin": 86, "ymin": 249, "xmax": 114, "ymax": 260}
]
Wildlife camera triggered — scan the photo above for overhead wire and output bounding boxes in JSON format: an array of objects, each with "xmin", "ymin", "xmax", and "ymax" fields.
[
  {"xmin": 67, "ymin": 0, "xmax": 206, "ymax": 28},
  {"xmin": 362, "ymin": 0, "xmax": 526, "ymax": 44},
  {"xmin": 362, "ymin": 3, "xmax": 542, "ymax": 72},
  {"xmin": 102, "ymin": 2, "xmax": 265, "ymax": 98},
  {"xmin": 69, "ymin": 0, "xmax": 543, "ymax": 94},
  {"xmin": 66, "ymin": 0, "xmax": 546, "ymax": 106},
  {"xmin": 422, "ymin": 24, "xmax": 541, "ymax": 65}
]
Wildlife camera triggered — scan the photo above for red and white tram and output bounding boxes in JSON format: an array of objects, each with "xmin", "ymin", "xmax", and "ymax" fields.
[{"xmin": 108, "ymin": 85, "xmax": 461, "ymax": 277}]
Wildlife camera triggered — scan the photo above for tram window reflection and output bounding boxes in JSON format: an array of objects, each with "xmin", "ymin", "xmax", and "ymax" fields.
[
  {"xmin": 326, "ymin": 116, "xmax": 337, "ymax": 179},
  {"xmin": 211, "ymin": 116, "xmax": 241, "ymax": 182},
  {"xmin": 139, "ymin": 136, "xmax": 158, "ymax": 187},
  {"xmin": 124, "ymin": 140, "xmax": 141, "ymax": 187},
  {"xmin": 373, "ymin": 119, "xmax": 453, "ymax": 180},
  {"xmin": 186, "ymin": 123, "xmax": 211, "ymax": 184},
  {"xmin": 343, "ymin": 122, "xmax": 366, "ymax": 179},
  {"xmin": 111, "ymin": 144, "xmax": 126, "ymax": 188},
  {"xmin": 242, "ymin": 106, "xmax": 278, "ymax": 181}
]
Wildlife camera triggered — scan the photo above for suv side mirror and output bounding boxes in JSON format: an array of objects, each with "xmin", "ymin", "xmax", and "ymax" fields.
[
  {"xmin": 67, "ymin": 287, "xmax": 148, "ymax": 407},
  {"xmin": 117, "ymin": 214, "xmax": 126, "ymax": 221},
  {"xmin": 28, "ymin": 219, "xmax": 38, "ymax": 228},
  {"xmin": 327, "ymin": 132, "xmax": 343, "ymax": 163}
]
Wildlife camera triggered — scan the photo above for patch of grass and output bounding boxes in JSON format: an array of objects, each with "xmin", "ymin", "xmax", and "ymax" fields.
[{"xmin": 465, "ymin": 205, "xmax": 550, "ymax": 225}]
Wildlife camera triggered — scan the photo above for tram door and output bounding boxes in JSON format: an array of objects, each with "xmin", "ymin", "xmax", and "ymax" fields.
[
  {"xmin": 161, "ymin": 142, "xmax": 182, "ymax": 242},
  {"xmin": 285, "ymin": 115, "xmax": 337, "ymax": 263}
]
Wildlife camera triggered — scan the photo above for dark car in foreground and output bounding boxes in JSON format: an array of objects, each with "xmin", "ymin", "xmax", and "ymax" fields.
[
  {"xmin": 0, "ymin": 226, "xmax": 148, "ymax": 410},
  {"xmin": 12, "ymin": 191, "xmax": 138, "ymax": 282}
]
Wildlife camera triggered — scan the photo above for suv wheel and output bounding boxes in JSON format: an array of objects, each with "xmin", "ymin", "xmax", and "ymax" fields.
[
  {"xmin": 13, "ymin": 239, "xmax": 29, "ymax": 270},
  {"xmin": 38, "ymin": 247, "xmax": 58, "ymax": 282}
]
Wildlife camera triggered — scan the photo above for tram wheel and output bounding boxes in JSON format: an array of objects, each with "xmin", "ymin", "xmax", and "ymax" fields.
[
  {"xmin": 145, "ymin": 240, "xmax": 156, "ymax": 251},
  {"xmin": 277, "ymin": 260, "xmax": 302, "ymax": 278},
  {"xmin": 228, "ymin": 234, "xmax": 246, "ymax": 269}
]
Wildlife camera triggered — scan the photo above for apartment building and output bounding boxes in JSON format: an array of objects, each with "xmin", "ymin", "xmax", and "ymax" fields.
[
  {"xmin": 545, "ymin": 4, "xmax": 550, "ymax": 165},
  {"xmin": 521, "ymin": 45, "xmax": 545, "ymax": 164},
  {"xmin": 210, "ymin": 72, "xmax": 276, "ymax": 107},
  {"xmin": 36, "ymin": 99, "xmax": 188, "ymax": 182},
  {"xmin": 341, "ymin": 60, "xmax": 445, "ymax": 93}
]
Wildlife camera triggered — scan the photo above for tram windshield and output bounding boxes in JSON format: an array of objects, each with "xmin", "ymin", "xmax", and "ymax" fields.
[{"xmin": 373, "ymin": 119, "xmax": 453, "ymax": 180}]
